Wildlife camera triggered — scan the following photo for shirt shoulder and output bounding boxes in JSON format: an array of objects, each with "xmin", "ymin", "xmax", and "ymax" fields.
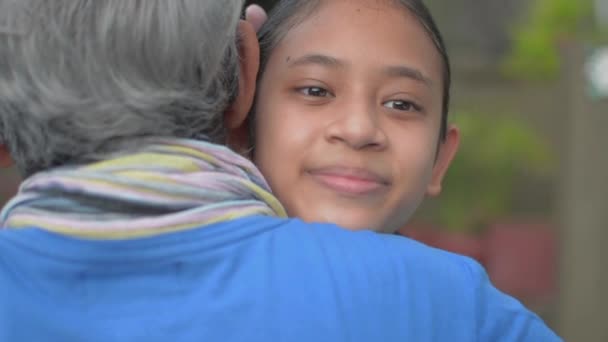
[{"xmin": 275, "ymin": 219, "xmax": 562, "ymax": 341}]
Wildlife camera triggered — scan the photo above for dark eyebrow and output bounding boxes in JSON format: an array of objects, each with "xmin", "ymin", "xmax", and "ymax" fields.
[
  {"xmin": 287, "ymin": 54, "xmax": 345, "ymax": 69},
  {"xmin": 288, "ymin": 54, "xmax": 433, "ymax": 87},
  {"xmin": 384, "ymin": 65, "xmax": 434, "ymax": 88}
]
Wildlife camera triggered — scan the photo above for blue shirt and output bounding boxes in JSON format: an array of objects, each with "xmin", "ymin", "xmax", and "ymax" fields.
[{"xmin": 0, "ymin": 216, "xmax": 561, "ymax": 341}]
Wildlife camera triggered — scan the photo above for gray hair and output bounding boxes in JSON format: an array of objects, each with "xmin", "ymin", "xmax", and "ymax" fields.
[
  {"xmin": 255, "ymin": 0, "xmax": 450, "ymax": 141},
  {"xmin": 0, "ymin": 0, "xmax": 244, "ymax": 176}
]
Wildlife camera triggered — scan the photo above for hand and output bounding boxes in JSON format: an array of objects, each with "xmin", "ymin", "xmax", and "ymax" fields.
[{"xmin": 245, "ymin": 4, "xmax": 268, "ymax": 32}]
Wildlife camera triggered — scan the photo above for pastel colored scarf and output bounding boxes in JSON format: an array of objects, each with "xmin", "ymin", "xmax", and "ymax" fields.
[{"xmin": 0, "ymin": 138, "xmax": 286, "ymax": 239}]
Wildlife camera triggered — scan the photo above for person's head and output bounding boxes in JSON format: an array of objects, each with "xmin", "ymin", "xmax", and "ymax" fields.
[
  {"xmin": 250, "ymin": 0, "xmax": 460, "ymax": 232},
  {"xmin": 0, "ymin": 0, "xmax": 260, "ymax": 177}
]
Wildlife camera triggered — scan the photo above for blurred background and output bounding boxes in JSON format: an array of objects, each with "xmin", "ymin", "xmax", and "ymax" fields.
[{"xmin": 3, "ymin": 0, "xmax": 608, "ymax": 340}]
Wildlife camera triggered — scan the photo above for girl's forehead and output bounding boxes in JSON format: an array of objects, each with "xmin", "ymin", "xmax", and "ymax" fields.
[
  {"xmin": 280, "ymin": 0, "xmax": 431, "ymax": 53},
  {"xmin": 306, "ymin": 0, "xmax": 406, "ymax": 25},
  {"xmin": 271, "ymin": 0, "xmax": 443, "ymax": 81}
]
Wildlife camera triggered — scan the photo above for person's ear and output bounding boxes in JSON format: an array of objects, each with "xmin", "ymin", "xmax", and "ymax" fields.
[
  {"xmin": 225, "ymin": 20, "xmax": 260, "ymax": 155},
  {"xmin": 0, "ymin": 144, "xmax": 14, "ymax": 168},
  {"xmin": 426, "ymin": 124, "xmax": 460, "ymax": 196},
  {"xmin": 225, "ymin": 20, "xmax": 259, "ymax": 131}
]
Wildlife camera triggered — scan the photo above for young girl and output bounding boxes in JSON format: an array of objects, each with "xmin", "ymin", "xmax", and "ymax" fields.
[
  {"xmin": 238, "ymin": 3, "xmax": 559, "ymax": 339},
  {"xmin": 249, "ymin": 0, "xmax": 460, "ymax": 233},
  {"xmin": 0, "ymin": 1, "xmax": 559, "ymax": 340}
]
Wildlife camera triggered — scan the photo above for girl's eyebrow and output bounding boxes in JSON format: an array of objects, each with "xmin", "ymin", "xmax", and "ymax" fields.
[
  {"xmin": 287, "ymin": 53, "xmax": 433, "ymax": 88},
  {"xmin": 287, "ymin": 54, "xmax": 345, "ymax": 69},
  {"xmin": 384, "ymin": 65, "xmax": 433, "ymax": 88}
]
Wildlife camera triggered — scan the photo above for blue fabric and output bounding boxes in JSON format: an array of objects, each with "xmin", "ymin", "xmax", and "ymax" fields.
[{"xmin": 0, "ymin": 216, "xmax": 561, "ymax": 341}]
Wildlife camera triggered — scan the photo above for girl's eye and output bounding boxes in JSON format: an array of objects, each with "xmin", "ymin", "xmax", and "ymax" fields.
[
  {"xmin": 298, "ymin": 86, "xmax": 331, "ymax": 98},
  {"xmin": 383, "ymin": 100, "xmax": 420, "ymax": 112}
]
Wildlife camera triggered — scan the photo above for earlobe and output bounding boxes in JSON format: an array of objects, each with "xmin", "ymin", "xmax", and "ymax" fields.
[
  {"xmin": 0, "ymin": 144, "xmax": 14, "ymax": 168},
  {"xmin": 426, "ymin": 125, "xmax": 460, "ymax": 196},
  {"xmin": 225, "ymin": 20, "xmax": 260, "ymax": 130},
  {"xmin": 226, "ymin": 121, "xmax": 253, "ymax": 158}
]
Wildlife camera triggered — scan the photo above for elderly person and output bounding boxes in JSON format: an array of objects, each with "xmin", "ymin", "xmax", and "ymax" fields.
[{"xmin": 0, "ymin": 1, "xmax": 560, "ymax": 341}]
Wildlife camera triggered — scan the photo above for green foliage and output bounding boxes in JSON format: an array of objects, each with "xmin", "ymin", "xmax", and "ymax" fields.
[
  {"xmin": 503, "ymin": 0, "xmax": 595, "ymax": 80},
  {"xmin": 426, "ymin": 112, "xmax": 554, "ymax": 233}
]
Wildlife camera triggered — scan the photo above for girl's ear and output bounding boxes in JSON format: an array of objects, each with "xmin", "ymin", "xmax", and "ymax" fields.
[
  {"xmin": 0, "ymin": 144, "xmax": 14, "ymax": 168},
  {"xmin": 426, "ymin": 125, "xmax": 460, "ymax": 196}
]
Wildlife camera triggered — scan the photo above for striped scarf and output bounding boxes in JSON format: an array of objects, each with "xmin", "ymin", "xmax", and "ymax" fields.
[{"xmin": 0, "ymin": 138, "xmax": 287, "ymax": 239}]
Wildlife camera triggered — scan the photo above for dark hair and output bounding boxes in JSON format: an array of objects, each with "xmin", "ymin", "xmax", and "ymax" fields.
[{"xmin": 256, "ymin": 0, "xmax": 451, "ymax": 141}]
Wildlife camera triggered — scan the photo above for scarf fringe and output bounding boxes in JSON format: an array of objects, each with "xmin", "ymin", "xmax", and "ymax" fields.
[{"xmin": 1, "ymin": 138, "xmax": 286, "ymax": 239}]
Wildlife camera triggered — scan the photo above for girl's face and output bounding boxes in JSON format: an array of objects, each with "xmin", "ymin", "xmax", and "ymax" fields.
[{"xmin": 253, "ymin": 0, "xmax": 458, "ymax": 232}]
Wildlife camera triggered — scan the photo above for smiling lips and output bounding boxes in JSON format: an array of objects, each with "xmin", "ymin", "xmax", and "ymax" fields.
[{"xmin": 308, "ymin": 167, "xmax": 389, "ymax": 196}]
